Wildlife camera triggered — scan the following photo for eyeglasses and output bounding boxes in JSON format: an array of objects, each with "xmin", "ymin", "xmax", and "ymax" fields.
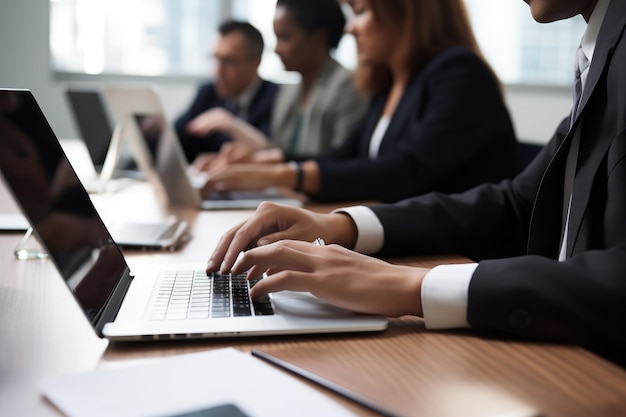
[{"xmin": 209, "ymin": 54, "xmax": 256, "ymax": 68}]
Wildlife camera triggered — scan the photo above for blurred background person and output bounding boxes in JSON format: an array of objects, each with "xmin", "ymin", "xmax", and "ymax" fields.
[
  {"xmin": 269, "ymin": 0, "xmax": 367, "ymax": 155},
  {"xmin": 192, "ymin": 0, "xmax": 368, "ymax": 171},
  {"xmin": 174, "ymin": 20, "xmax": 279, "ymax": 162},
  {"xmin": 199, "ymin": 0, "xmax": 518, "ymax": 204}
]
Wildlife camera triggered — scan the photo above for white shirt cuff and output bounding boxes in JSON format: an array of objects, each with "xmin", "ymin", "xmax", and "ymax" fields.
[
  {"xmin": 421, "ymin": 263, "xmax": 477, "ymax": 329},
  {"xmin": 332, "ymin": 206, "xmax": 384, "ymax": 254}
]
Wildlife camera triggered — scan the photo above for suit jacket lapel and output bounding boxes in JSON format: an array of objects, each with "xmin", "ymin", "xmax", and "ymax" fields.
[
  {"xmin": 571, "ymin": 0, "xmax": 625, "ymax": 126},
  {"xmin": 567, "ymin": 43, "xmax": 614, "ymax": 256},
  {"xmin": 380, "ymin": 82, "xmax": 417, "ymax": 155},
  {"xmin": 566, "ymin": 1, "xmax": 625, "ymax": 257},
  {"xmin": 368, "ymin": 75, "xmax": 421, "ymax": 157},
  {"xmin": 358, "ymin": 97, "xmax": 385, "ymax": 156}
]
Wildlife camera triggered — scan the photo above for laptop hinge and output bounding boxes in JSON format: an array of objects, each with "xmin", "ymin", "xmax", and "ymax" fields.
[{"xmin": 93, "ymin": 267, "xmax": 133, "ymax": 337}]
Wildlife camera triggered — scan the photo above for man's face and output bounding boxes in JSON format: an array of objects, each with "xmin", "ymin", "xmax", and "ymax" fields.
[
  {"xmin": 523, "ymin": 0, "xmax": 598, "ymax": 23},
  {"xmin": 213, "ymin": 32, "xmax": 260, "ymax": 99}
]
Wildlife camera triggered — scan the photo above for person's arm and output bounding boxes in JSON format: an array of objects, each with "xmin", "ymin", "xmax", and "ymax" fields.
[
  {"xmin": 183, "ymin": 108, "xmax": 272, "ymax": 151},
  {"xmin": 175, "ymin": 83, "xmax": 214, "ymax": 130},
  {"xmin": 220, "ymin": 116, "xmax": 273, "ymax": 150},
  {"xmin": 368, "ymin": 116, "xmax": 567, "ymax": 260},
  {"xmin": 233, "ymin": 239, "xmax": 427, "ymax": 318},
  {"xmin": 217, "ymin": 212, "xmax": 467, "ymax": 325},
  {"xmin": 336, "ymin": 205, "xmax": 473, "ymax": 329},
  {"xmin": 197, "ymin": 91, "xmax": 371, "ymax": 191},
  {"xmin": 199, "ymin": 157, "xmax": 321, "ymax": 196},
  {"xmin": 174, "ymin": 84, "xmax": 222, "ymax": 161}
]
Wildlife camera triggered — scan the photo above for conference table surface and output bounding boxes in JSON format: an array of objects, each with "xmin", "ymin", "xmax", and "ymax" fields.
[{"xmin": 2, "ymin": 166, "xmax": 626, "ymax": 417}]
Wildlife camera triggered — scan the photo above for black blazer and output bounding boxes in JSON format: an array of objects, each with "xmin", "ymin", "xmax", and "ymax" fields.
[
  {"xmin": 370, "ymin": 0, "xmax": 626, "ymax": 367},
  {"xmin": 174, "ymin": 79, "xmax": 279, "ymax": 161},
  {"xmin": 308, "ymin": 46, "xmax": 517, "ymax": 203}
]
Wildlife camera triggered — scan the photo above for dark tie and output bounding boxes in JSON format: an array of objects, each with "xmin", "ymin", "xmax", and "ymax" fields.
[
  {"xmin": 559, "ymin": 46, "xmax": 590, "ymax": 261},
  {"xmin": 225, "ymin": 100, "xmax": 240, "ymax": 117}
]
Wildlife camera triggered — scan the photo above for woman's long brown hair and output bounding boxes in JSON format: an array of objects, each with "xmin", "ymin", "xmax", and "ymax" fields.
[{"xmin": 354, "ymin": 0, "xmax": 497, "ymax": 94}]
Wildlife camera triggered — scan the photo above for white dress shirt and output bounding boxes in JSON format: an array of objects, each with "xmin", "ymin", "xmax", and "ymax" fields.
[
  {"xmin": 368, "ymin": 116, "xmax": 391, "ymax": 159},
  {"xmin": 335, "ymin": 0, "xmax": 610, "ymax": 329}
]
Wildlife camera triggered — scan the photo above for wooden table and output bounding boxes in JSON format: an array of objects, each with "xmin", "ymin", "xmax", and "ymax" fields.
[{"xmin": 2, "ymin": 178, "xmax": 626, "ymax": 417}]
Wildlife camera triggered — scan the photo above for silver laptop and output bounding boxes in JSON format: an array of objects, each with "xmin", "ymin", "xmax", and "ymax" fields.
[
  {"xmin": 0, "ymin": 89, "xmax": 387, "ymax": 341},
  {"xmin": 65, "ymin": 88, "xmax": 143, "ymax": 193},
  {"xmin": 102, "ymin": 84, "xmax": 303, "ymax": 210}
]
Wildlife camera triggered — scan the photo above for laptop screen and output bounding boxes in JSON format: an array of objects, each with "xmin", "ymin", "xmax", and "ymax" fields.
[
  {"xmin": 133, "ymin": 113, "xmax": 161, "ymax": 162},
  {"xmin": 0, "ymin": 90, "xmax": 128, "ymax": 323},
  {"xmin": 66, "ymin": 90, "xmax": 114, "ymax": 170}
]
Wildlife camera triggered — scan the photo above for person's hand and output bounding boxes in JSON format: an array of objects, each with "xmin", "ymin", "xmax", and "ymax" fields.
[
  {"xmin": 190, "ymin": 152, "xmax": 219, "ymax": 173},
  {"xmin": 207, "ymin": 202, "xmax": 358, "ymax": 273},
  {"xmin": 200, "ymin": 163, "xmax": 284, "ymax": 195},
  {"xmin": 215, "ymin": 142, "xmax": 256, "ymax": 167},
  {"xmin": 193, "ymin": 142, "xmax": 257, "ymax": 173},
  {"xmin": 250, "ymin": 148, "xmax": 285, "ymax": 164},
  {"xmin": 186, "ymin": 108, "xmax": 237, "ymax": 136},
  {"xmin": 138, "ymin": 114, "xmax": 165, "ymax": 138},
  {"xmin": 233, "ymin": 240, "xmax": 426, "ymax": 318}
]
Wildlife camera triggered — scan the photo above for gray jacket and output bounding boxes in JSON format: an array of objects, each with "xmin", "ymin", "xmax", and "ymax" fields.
[{"xmin": 271, "ymin": 57, "xmax": 367, "ymax": 156}]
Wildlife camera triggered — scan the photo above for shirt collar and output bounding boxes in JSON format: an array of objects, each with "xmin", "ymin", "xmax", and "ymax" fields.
[{"xmin": 581, "ymin": 0, "xmax": 610, "ymax": 61}]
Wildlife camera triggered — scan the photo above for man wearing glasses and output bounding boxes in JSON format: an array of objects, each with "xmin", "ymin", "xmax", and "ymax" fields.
[{"xmin": 175, "ymin": 20, "xmax": 279, "ymax": 163}]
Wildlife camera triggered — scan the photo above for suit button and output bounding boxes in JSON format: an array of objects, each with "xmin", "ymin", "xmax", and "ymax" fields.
[{"xmin": 508, "ymin": 309, "xmax": 532, "ymax": 330}]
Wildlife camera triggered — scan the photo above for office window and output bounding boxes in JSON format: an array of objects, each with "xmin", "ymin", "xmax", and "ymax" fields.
[
  {"xmin": 465, "ymin": 0, "xmax": 586, "ymax": 85},
  {"xmin": 50, "ymin": 0, "xmax": 227, "ymax": 76},
  {"xmin": 49, "ymin": 0, "xmax": 352, "ymax": 82},
  {"xmin": 50, "ymin": 0, "xmax": 586, "ymax": 86}
]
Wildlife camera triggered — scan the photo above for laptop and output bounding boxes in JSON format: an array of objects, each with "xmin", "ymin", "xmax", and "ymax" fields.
[
  {"xmin": 65, "ymin": 88, "xmax": 142, "ymax": 192},
  {"xmin": 102, "ymin": 84, "xmax": 304, "ymax": 210},
  {"xmin": 2, "ymin": 88, "xmax": 187, "ymax": 250},
  {"xmin": 0, "ymin": 89, "xmax": 388, "ymax": 341}
]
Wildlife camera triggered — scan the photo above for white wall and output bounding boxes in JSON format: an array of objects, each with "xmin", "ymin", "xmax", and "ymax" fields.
[
  {"xmin": 504, "ymin": 84, "xmax": 572, "ymax": 143},
  {"xmin": 0, "ymin": 0, "xmax": 572, "ymax": 144}
]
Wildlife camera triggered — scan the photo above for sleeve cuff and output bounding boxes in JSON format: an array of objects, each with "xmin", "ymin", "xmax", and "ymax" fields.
[
  {"xmin": 332, "ymin": 206, "xmax": 384, "ymax": 254},
  {"xmin": 421, "ymin": 263, "xmax": 477, "ymax": 329}
]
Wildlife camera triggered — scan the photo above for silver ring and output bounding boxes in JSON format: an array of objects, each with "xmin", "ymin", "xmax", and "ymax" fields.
[{"xmin": 312, "ymin": 238, "xmax": 325, "ymax": 246}]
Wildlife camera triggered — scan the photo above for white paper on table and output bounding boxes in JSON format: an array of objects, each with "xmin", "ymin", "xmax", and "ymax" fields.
[
  {"xmin": 40, "ymin": 348, "xmax": 357, "ymax": 417},
  {"xmin": 0, "ymin": 213, "xmax": 29, "ymax": 231}
]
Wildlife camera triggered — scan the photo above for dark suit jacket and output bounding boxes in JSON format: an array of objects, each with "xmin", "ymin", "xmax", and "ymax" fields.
[
  {"xmin": 370, "ymin": 0, "xmax": 626, "ymax": 367},
  {"xmin": 306, "ymin": 46, "xmax": 517, "ymax": 203},
  {"xmin": 174, "ymin": 79, "xmax": 279, "ymax": 161}
]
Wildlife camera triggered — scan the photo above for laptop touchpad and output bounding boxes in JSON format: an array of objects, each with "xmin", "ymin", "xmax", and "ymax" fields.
[{"xmin": 269, "ymin": 291, "xmax": 355, "ymax": 317}]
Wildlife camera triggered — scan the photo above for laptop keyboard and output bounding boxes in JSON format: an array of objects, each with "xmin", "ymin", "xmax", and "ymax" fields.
[{"xmin": 148, "ymin": 270, "xmax": 274, "ymax": 321}]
